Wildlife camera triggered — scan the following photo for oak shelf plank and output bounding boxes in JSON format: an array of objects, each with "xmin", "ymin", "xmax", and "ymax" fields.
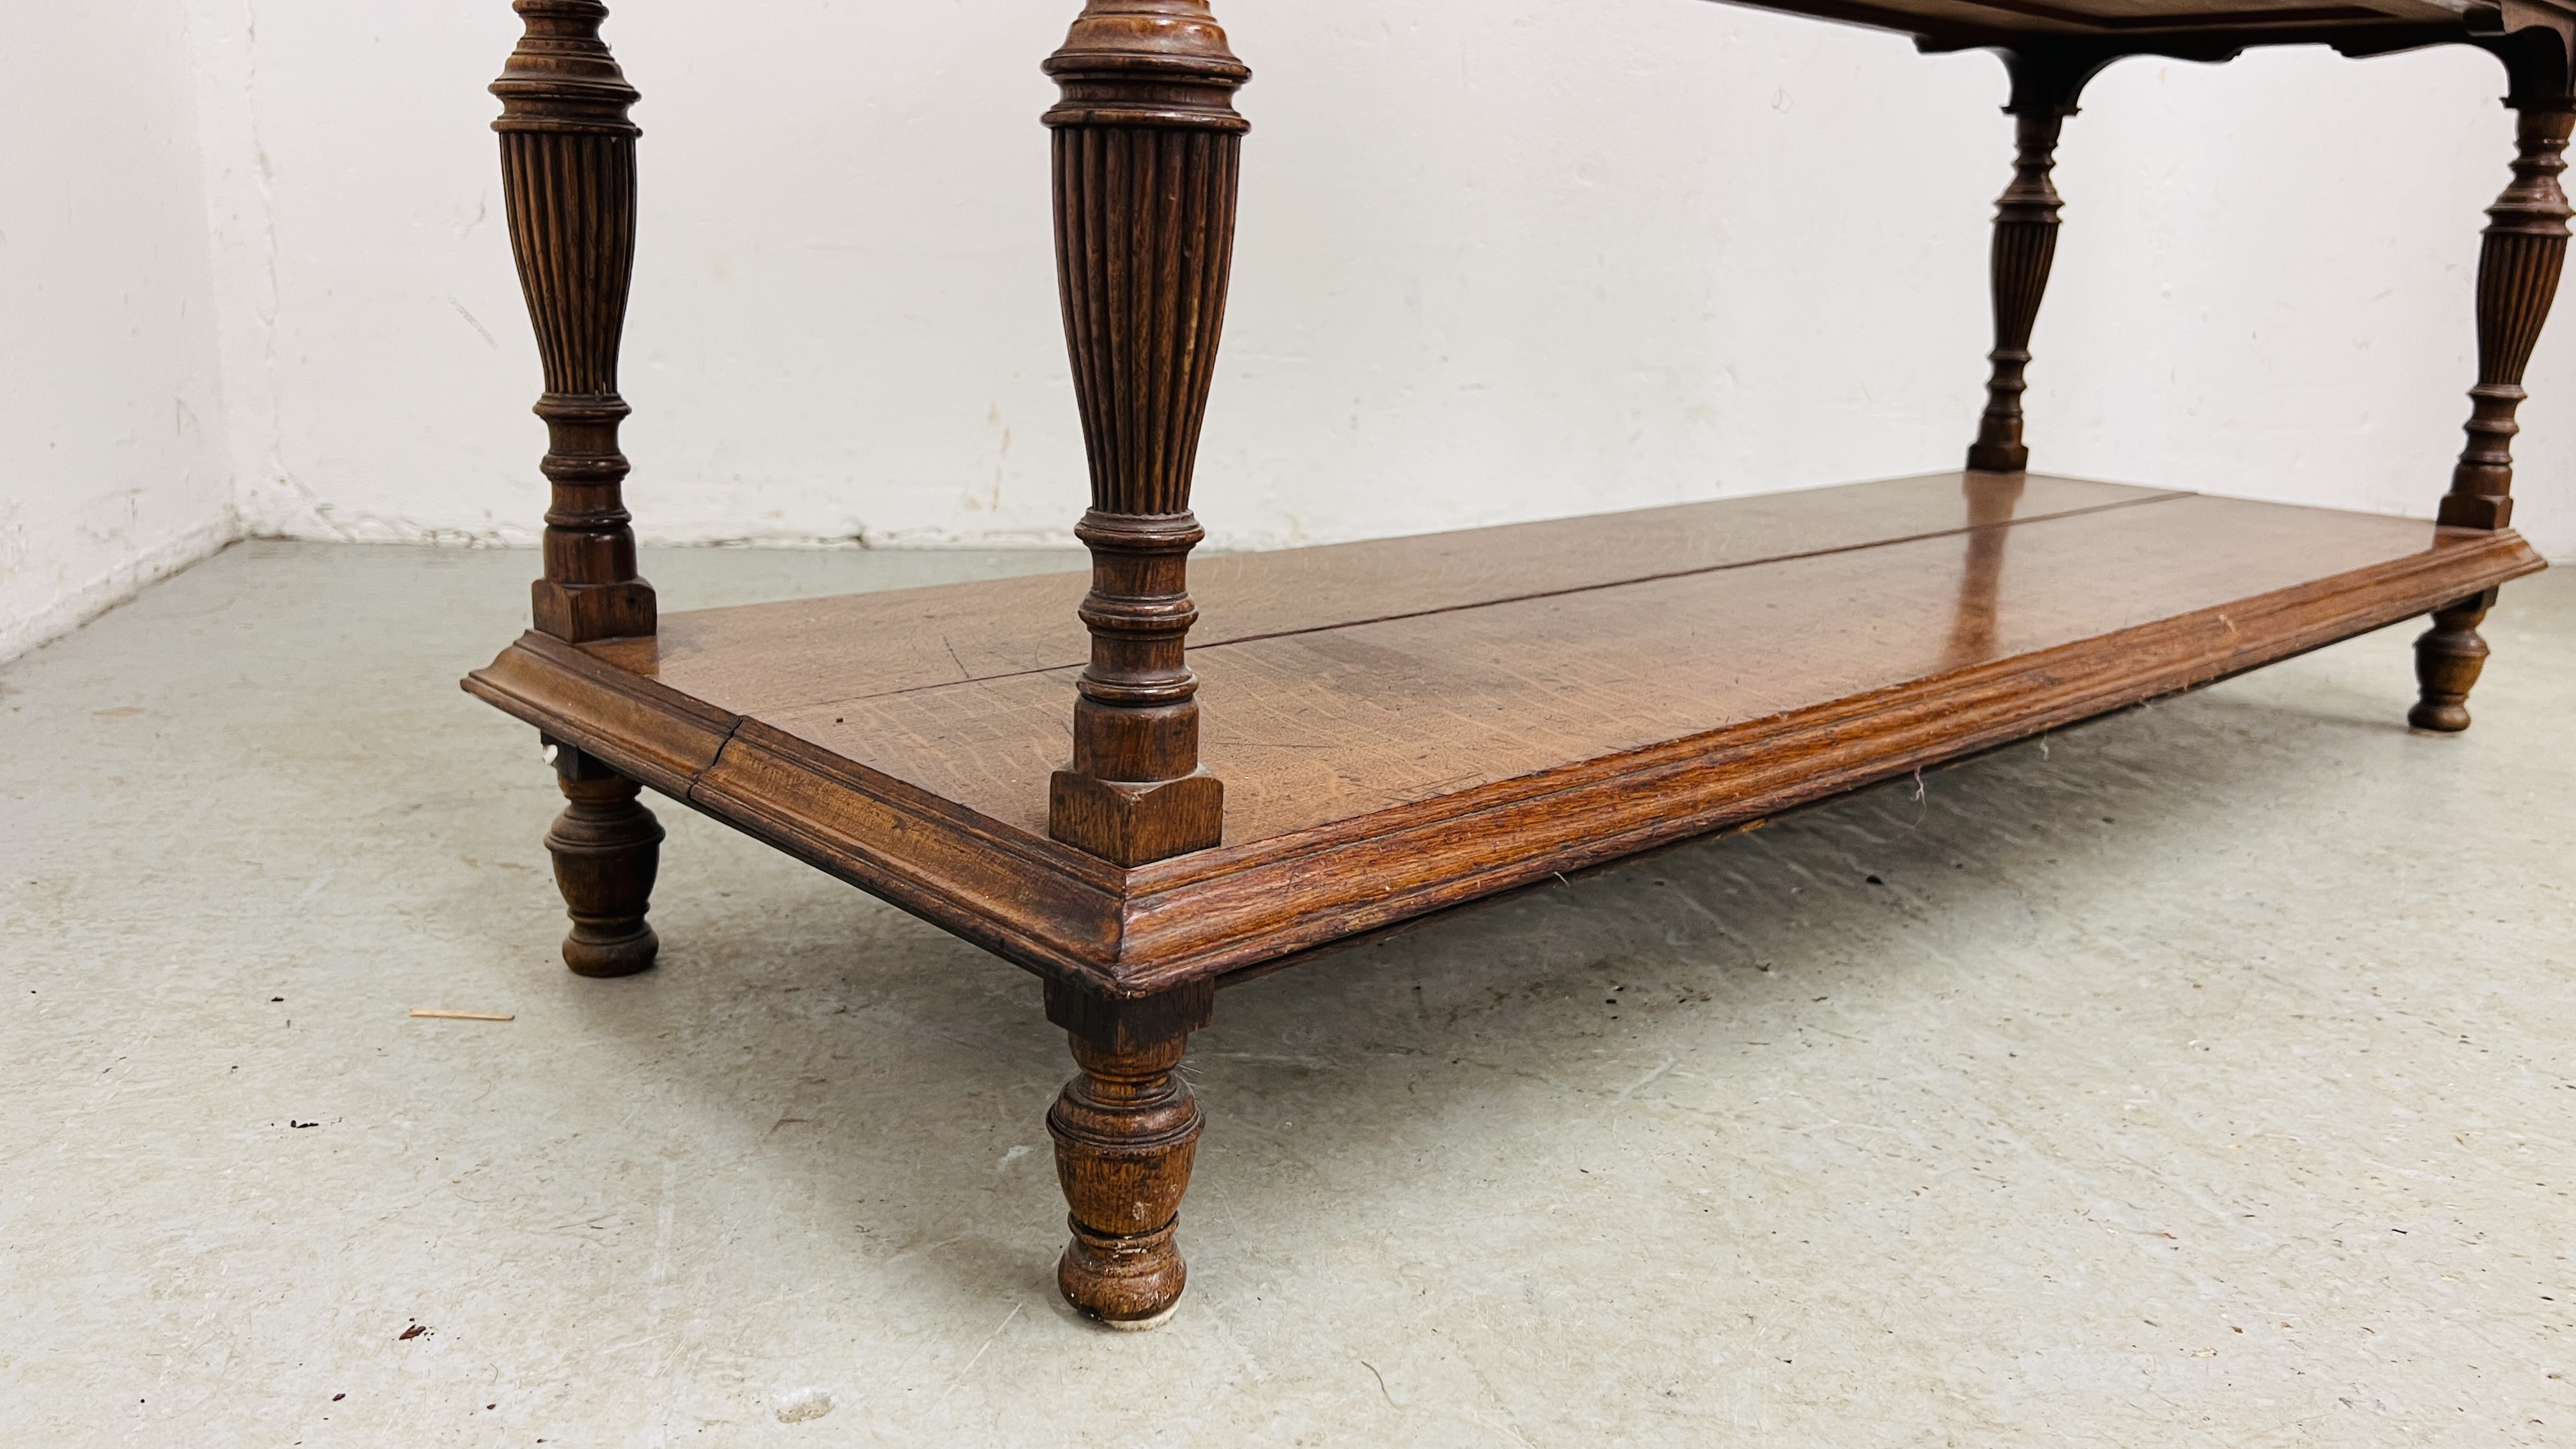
[
  {"xmin": 464, "ymin": 472, "xmax": 2543, "ymax": 993},
  {"xmin": 606, "ymin": 473, "xmax": 2168, "ymax": 717}
]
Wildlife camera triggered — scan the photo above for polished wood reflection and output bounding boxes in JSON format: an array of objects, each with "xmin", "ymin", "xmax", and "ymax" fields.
[
  {"xmin": 468, "ymin": 472, "xmax": 2541, "ymax": 992},
  {"xmin": 1940, "ymin": 471, "xmax": 2030, "ymax": 669}
]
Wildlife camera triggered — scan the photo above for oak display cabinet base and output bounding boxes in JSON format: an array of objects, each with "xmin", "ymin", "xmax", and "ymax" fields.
[
  {"xmin": 466, "ymin": 472, "xmax": 2543, "ymax": 996},
  {"xmin": 456, "ymin": 0, "xmax": 2566, "ymax": 1337}
]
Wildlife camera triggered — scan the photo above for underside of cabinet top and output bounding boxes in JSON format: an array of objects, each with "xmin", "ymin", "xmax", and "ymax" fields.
[
  {"xmin": 1700, "ymin": 0, "xmax": 2563, "ymax": 56},
  {"xmin": 466, "ymin": 473, "xmax": 2543, "ymax": 995},
  {"xmin": 1726, "ymin": 0, "xmax": 2472, "ymax": 32}
]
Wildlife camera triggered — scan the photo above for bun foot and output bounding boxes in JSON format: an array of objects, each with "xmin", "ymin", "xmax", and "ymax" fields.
[
  {"xmin": 544, "ymin": 745, "xmax": 665, "ymax": 977},
  {"xmin": 561, "ymin": 921, "xmax": 660, "ymax": 977},
  {"xmin": 2409, "ymin": 592, "xmax": 2494, "ymax": 735},
  {"xmin": 2407, "ymin": 700, "xmax": 2473, "ymax": 733},
  {"xmin": 1043, "ymin": 978, "xmax": 1213, "ymax": 1331},
  {"xmin": 1057, "ymin": 1216, "xmax": 1187, "ymax": 1328}
]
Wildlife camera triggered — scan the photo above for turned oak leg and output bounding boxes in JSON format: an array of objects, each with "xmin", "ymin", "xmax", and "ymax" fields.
[
  {"xmin": 2412, "ymin": 85, "xmax": 2571, "ymax": 731},
  {"xmin": 1966, "ymin": 109, "xmax": 2064, "ymax": 473},
  {"xmin": 1039, "ymin": 1, "xmax": 1249, "ymax": 866},
  {"xmin": 493, "ymin": 0, "xmax": 656, "ymax": 645},
  {"xmin": 2409, "ymin": 589, "xmax": 2499, "ymax": 733},
  {"xmin": 494, "ymin": 7, "xmax": 669, "ymax": 969},
  {"xmin": 1968, "ymin": 50, "xmax": 2103, "ymax": 474},
  {"xmin": 1044, "ymin": 978, "xmax": 1213, "ymax": 1328},
  {"xmin": 544, "ymin": 742, "xmax": 663, "ymax": 976}
]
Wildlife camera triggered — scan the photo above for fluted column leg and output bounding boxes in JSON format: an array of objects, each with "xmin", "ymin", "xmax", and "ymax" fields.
[
  {"xmin": 493, "ymin": 0, "xmax": 654, "ymax": 644},
  {"xmin": 1966, "ymin": 108, "xmax": 2064, "ymax": 473},
  {"xmin": 1040, "ymin": 1, "xmax": 1249, "ymax": 866},
  {"xmin": 1968, "ymin": 50, "xmax": 2103, "ymax": 474},
  {"xmin": 2438, "ymin": 102, "xmax": 2573, "ymax": 532},
  {"xmin": 2412, "ymin": 76, "xmax": 2571, "ymax": 732},
  {"xmin": 492, "ymin": 3, "xmax": 667, "ymax": 963}
]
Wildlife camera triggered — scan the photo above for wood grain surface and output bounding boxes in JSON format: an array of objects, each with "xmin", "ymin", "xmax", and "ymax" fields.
[
  {"xmin": 615, "ymin": 474, "xmax": 2171, "ymax": 714},
  {"xmin": 464, "ymin": 475, "xmax": 2545, "ymax": 990},
  {"xmin": 744, "ymin": 487, "xmax": 2458, "ymax": 844}
]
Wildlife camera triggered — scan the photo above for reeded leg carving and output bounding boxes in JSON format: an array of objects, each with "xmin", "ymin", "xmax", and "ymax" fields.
[
  {"xmin": 2439, "ymin": 100, "xmax": 2572, "ymax": 530},
  {"xmin": 494, "ymin": 7, "xmax": 670, "ymax": 972},
  {"xmin": 544, "ymin": 742, "xmax": 663, "ymax": 976},
  {"xmin": 1044, "ymin": 979, "xmax": 1213, "ymax": 1328},
  {"xmin": 1039, "ymin": 1, "xmax": 1249, "ymax": 865},
  {"xmin": 1967, "ymin": 110, "xmax": 2064, "ymax": 473},
  {"xmin": 493, "ymin": 0, "xmax": 656, "ymax": 643},
  {"xmin": 2412, "ymin": 59, "xmax": 2571, "ymax": 731},
  {"xmin": 1968, "ymin": 50, "xmax": 2104, "ymax": 474}
]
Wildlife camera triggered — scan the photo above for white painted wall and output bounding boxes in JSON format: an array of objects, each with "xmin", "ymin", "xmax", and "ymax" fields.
[
  {"xmin": 193, "ymin": 0, "xmax": 2575, "ymax": 552},
  {"xmin": 0, "ymin": 1, "xmax": 235, "ymax": 663},
  {"xmin": 6, "ymin": 0, "xmax": 2572, "ymax": 662}
]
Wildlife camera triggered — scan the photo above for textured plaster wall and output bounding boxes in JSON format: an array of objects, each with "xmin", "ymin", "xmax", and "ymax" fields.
[
  {"xmin": 5, "ymin": 0, "xmax": 2572, "ymax": 661},
  {"xmin": 0, "ymin": 1, "xmax": 236, "ymax": 663}
]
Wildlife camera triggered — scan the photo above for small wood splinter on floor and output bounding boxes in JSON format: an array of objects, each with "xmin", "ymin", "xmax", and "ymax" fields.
[{"xmin": 409, "ymin": 1008, "xmax": 516, "ymax": 1022}]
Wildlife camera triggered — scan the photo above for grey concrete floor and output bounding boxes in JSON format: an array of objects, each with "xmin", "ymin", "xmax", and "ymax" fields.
[{"xmin": 4, "ymin": 540, "xmax": 2573, "ymax": 1447}]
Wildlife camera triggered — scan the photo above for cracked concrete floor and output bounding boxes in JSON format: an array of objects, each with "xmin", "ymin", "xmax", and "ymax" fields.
[{"xmin": 3, "ymin": 540, "xmax": 2573, "ymax": 1446}]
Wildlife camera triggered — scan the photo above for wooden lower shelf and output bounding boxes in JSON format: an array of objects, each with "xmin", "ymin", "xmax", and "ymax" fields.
[{"xmin": 464, "ymin": 472, "xmax": 2543, "ymax": 993}]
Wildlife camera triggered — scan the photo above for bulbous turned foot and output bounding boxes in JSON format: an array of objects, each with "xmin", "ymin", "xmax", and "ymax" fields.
[
  {"xmin": 2409, "ymin": 592, "xmax": 2494, "ymax": 735},
  {"xmin": 1057, "ymin": 1216, "xmax": 1188, "ymax": 1329},
  {"xmin": 1042, "ymin": 979, "xmax": 1213, "ymax": 1330},
  {"xmin": 2407, "ymin": 701, "xmax": 2472, "ymax": 733},
  {"xmin": 560, "ymin": 919, "xmax": 660, "ymax": 977},
  {"xmin": 1049, "ymin": 1033, "xmax": 1200, "ymax": 1326},
  {"xmin": 544, "ymin": 745, "xmax": 664, "ymax": 977}
]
